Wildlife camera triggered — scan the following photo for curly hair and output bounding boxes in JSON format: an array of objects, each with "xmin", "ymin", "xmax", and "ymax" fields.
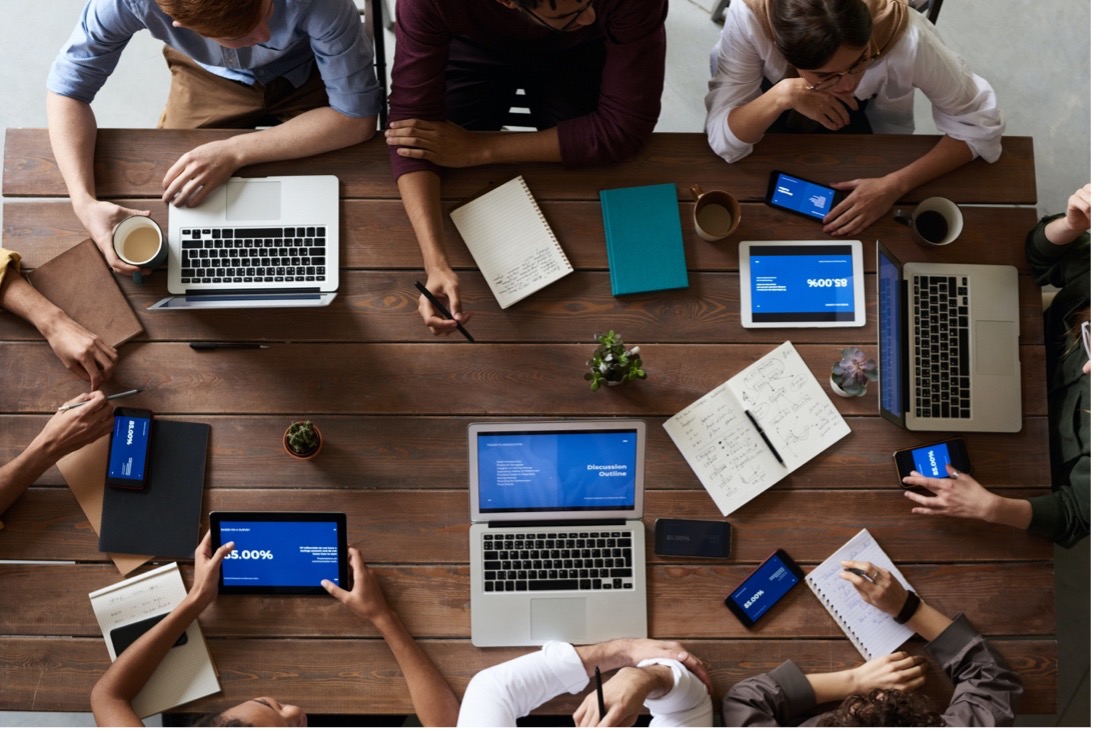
[
  {"xmin": 771, "ymin": 0, "xmax": 872, "ymax": 70},
  {"xmin": 817, "ymin": 688, "xmax": 945, "ymax": 726},
  {"xmin": 192, "ymin": 713, "xmax": 252, "ymax": 728}
]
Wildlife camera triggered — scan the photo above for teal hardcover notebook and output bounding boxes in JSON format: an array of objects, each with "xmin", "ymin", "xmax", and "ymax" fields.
[{"xmin": 599, "ymin": 183, "xmax": 689, "ymax": 296}]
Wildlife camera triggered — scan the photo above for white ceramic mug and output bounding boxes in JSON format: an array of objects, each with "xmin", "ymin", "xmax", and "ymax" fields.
[
  {"xmin": 112, "ymin": 216, "xmax": 166, "ymax": 283},
  {"xmin": 894, "ymin": 197, "xmax": 963, "ymax": 246}
]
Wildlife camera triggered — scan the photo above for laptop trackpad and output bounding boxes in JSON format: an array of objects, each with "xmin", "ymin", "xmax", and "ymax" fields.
[
  {"xmin": 975, "ymin": 321, "xmax": 1017, "ymax": 376},
  {"xmin": 225, "ymin": 180, "xmax": 281, "ymax": 221},
  {"xmin": 530, "ymin": 598, "xmax": 587, "ymax": 642}
]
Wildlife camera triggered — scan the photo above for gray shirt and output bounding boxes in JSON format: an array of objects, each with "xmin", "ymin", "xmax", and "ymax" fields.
[{"xmin": 721, "ymin": 614, "xmax": 1022, "ymax": 726}]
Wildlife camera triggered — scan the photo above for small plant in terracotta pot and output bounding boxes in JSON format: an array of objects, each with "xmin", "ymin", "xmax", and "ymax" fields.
[
  {"xmin": 284, "ymin": 420, "xmax": 323, "ymax": 460},
  {"xmin": 585, "ymin": 330, "xmax": 647, "ymax": 391},
  {"xmin": 830, "ymin": 347, "xmax": 878, "ymax": 397}
]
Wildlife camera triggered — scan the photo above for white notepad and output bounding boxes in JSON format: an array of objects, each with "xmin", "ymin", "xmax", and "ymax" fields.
[
  {"xmin": 450, "ymin": 175, "xmax": 573, "ymax": 308},
  {"xmin": 663, "ymin": 341, "xmax": 851, "ymax": 515},
  {"xmin": 806, "ymin": 529, "xmax": 916, "ymax": 660},
  {"xmin": 89, "ymin": 563, "xmax": 220, "ymax": 718}
]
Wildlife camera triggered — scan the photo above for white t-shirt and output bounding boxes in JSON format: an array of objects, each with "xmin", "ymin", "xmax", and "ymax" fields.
[
  {"xmin": 705, "ymin": 2, "xmax": 1004, "ymax": 164},
  {"xmin": 456, "ymin": 641, "xmax": 713, "ymax": 727}
]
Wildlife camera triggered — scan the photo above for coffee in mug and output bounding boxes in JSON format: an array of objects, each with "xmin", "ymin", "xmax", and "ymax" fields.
[
  {"xmin": 914, "ymin": 210, "xmax": 950, "ymax": 244},
  {"xmin": 691, "ymin": 185, "xmax": 741, "ymax": 242},
  {"xmin": 894, "ymin": 197, "xmax": 963, "ymax": 246},
  {"xmin": 112, "ymin": 215, "xmax": 167, "ymax": 283}
]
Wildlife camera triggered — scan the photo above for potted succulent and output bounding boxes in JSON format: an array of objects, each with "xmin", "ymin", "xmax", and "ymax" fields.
[
  {"xmin": 585, "ymin": 330, "xmax": 647, "ymax": 391},
  {"xmin": 830, "ymin": 347, "xmax": 878, "ymax": 397},
  {"xmin": 283, "ymin": 420, "xmax": 323, "ymax": 460}
]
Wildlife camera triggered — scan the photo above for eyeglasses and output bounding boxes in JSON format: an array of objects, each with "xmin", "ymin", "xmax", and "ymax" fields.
[
  {"xmin": 805, "ymin": 49, "xmax": 878, "ymax": 92},
  {"xmin": 521, "ymin": 0, "xmax": 594, "ymax": 33}
]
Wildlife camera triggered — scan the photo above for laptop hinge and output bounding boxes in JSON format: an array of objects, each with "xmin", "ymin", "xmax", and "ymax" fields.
[
  {"xmin": 487, "ymin": 518, "xmax": 628, "ymax": 529},
  {"xmin": 183, "ymin": 287, "xmax": 323, "ymax": 296}
]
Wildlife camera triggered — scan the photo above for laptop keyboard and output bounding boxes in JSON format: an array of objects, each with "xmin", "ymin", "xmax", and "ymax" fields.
[
  {"xmin": 482, "ymin": 529, "xmax": 636, "ymax": 593},
  {"xmin": 179, "ymin": 227, "xmax": 327, "ymax": 284},
  {"xmin": 912, "ymin": 274, "xmax": 971, "ymax": 419}
]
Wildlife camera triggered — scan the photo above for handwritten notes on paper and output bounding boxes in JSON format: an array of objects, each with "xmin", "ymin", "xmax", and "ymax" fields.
[
  {"xmin": 450, "ymin": 175, "xmax": 573, "ymax": 309},
  {"xmin": 806, "ymin": 529, "xmax": 915, "ymax": 660},
  {"xmin": 663, "ymin": 341, "xmax": 850, "ymax": 515}
]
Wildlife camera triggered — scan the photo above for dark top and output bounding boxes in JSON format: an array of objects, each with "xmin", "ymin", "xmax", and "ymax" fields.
[
  {"xmin": 721, "ymin": 614, "xmax": 1022, "ymax": 726},
  {"xmin": 387, "ymin": 0, "xmax": 666, "ymax": 178},
  {"xmin": 1024, "ymin": 214, "xmax": 1091, "ymax": 548}
]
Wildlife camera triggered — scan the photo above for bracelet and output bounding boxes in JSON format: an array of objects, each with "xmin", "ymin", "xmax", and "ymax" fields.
[{"xmin": 893, "ymin": 590, "xmax": 921, "ymax": 625}]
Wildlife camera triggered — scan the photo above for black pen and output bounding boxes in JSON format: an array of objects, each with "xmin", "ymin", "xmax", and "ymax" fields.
[
  {"xmin": 744, "ymin": 410, "xmax": 785, "ymax": 465},
  {"xmin": 595, "ymin": 665, "xmax": 606, "ymax": 721},
  {"xmin": 414, "ymin": 281, "xmax": 474, "ymax": 342},
  {"xmin": 845, "ymin": 567, "xmax": 875, "ymax": 584},
  {"xmin": 189, "ymin": 342, "xmax": 270, "ymax": 350}
]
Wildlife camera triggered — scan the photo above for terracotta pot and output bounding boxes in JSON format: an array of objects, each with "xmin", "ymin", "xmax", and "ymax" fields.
[{"xmin": 283, "ymin": 422, "xmax": 323, "ymax": 460}]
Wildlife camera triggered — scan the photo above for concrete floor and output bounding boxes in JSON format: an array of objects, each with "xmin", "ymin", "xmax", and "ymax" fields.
[{"xmin": 0, "ymin": 0, "xmax": 1089, "ymax": 725}]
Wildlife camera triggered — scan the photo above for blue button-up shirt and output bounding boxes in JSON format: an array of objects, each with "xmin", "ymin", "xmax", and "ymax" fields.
[{"xmin": 47, "ymin": 0, "xmax": 381, "ymax": 118}]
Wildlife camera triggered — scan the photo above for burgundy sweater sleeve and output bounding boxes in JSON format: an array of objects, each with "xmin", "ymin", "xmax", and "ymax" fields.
[{"xmin": 556, "ymin": 0, "xmax": 666, "ymax": 167}]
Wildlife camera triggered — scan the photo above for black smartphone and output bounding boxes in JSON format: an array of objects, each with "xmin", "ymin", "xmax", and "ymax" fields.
[
  {"xmin": 109, "ymin": 613, "xmax": 188, "ymax": 657},
  {"xmin": 106, "ymin": 407, "xmax": 154, "ymax": 490},
  {"xmin": 764, "ymin": 170, "xmax": 844, "ymax": 222},
  {"xmin": 893, "ymin": 437, "xmax": 972, "ymax": 483},
  {"xmin": 654, "ymin": 518, "xmax": 732, "ymax": 558},
  {"xmin": 724, "ymin": 549, "xmax": 805, "ymax": 628}
]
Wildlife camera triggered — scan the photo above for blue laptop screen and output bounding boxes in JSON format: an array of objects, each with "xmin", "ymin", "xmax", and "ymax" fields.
[
  {"xmin": 476, "ymin": 430, "xmax": 638, "ymax": 513},
  {"xmin": 878, "ymin": 247, "xmax": 903, "ymax": 420}
]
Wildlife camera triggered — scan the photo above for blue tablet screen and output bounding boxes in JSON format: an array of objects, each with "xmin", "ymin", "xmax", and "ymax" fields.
[
  {"xmin": 749, "ymin": 244, "xmax": 858, "ymax": 323},
  {"xmin": 219, "ymin": 519, "xmax": 343, "ymax": 588}
]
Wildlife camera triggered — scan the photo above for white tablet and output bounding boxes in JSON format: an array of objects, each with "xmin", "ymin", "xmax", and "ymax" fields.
[{"xmin": 739, "ymin": 240, "xmax": 866, "ymax": 328}]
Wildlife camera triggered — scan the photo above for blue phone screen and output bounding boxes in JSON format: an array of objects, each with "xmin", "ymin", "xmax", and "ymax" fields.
[
  {"xmin": 769, "ymin": 172, "xmax": 836, "ymax": 220},
  {"xmin": 910, "ymin": 442, "xmax": 952, "ymax": 478},
  {"xmin": 107, "ymin": 414, "xmax": 151, "ymax": 481},
  {"xmin": 729, "ymin": 553, "xmax": 801, "ymax": 623}
]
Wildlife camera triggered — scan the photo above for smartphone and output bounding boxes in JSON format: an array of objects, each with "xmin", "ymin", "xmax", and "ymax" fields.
[
  {"xmin": 893, "ymin": 437, "xmax": 972, "ymax": 483},
  {"xmin": 109, "ymin": 613, "xmax": 187, "ymax": 657},
  {"xmin": 724, "ymin": 549, "xmax": 804, "ymax": 628},
  {"xmin": 106, "ymin": 407, "xmax": 154, "ymax": 490},
  {"xmin": 654, "ymin": 518, "xmax": 732, "ymax": 558},
  {"xmin": 764, "ymin": 170, "xmax": 844, "ymax": 222}
]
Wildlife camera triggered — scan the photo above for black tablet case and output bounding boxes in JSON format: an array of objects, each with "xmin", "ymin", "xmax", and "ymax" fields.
[{"xmin": 99, "ymin": 421, "xmax": 210, "ymax": 558}]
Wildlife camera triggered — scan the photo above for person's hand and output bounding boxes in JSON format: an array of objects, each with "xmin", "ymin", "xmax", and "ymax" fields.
[
  {"xmin": 592, "ymin": 638, "xmax": 712, "ymax": 695},
  {"xmin": 823, "ymin": 176, "xmax": 901, "ymax": 236},
  {"xmin": 29, "ymin": 391, "xmax": 114, "ymax": 463},
  {"xmin": 39, "ymin": 312, "xmax": 118, "ymax": 389},
  {"xmin": 75, "ymin": 199, "xmax": 153, "ymax": 276},
  {"xmin": 322, "ymin": 546, "xmax": 394, "ymax": 623},
  {"xmin": 849, "ymin": 651, "xmax": 928, "ymax": 695},
  {"xmin": 572, "ymin": 666, "xmax": 667, "ymax": 727},
  {"xmin": 839, "ymin": 560, "xmax": 908, "ymax": 617},
  {"xmin": 901, "ymin": 464, "xmax": 998, "ymax": 521},
  {"xmin": 417, "ymin": 270, "xmax": 472, "ymax": 336},
  {"xmin": 784, "ymin": 80, "xmax": 859, "ymax": 131},
  {"xmin": 162, "ymin": 140, "xmax": 242, "ymax": 208},
  {"xmin": 385, "ymin": 119, "xmax": 485, "ymax": 168},
  {"xmin": 1063, "ymin": 183, "xmax": 1091, "ymax": 233},
  {"xmin": 191, "ymin": 530, "xmax": 234, "ymax": 608}
]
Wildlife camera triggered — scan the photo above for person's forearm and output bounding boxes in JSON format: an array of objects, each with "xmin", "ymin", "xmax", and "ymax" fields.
[
  {"xmin": 804, "ymin": 668, "xmax": 860, "ymax": 705},
  {"xmin": 470, "ymin": 128, "xmax": 562, "ymax": 166},
  {"xmin": 903, "ymin": 599, "xmax": 952, "ymax": 643},
  {"xmin": 90, "ymin": 592, "xmax": 208, "ymax": 723},
  {"xmin": 983, "ymin": 494, "xmax": 1034, "ymax": 531},
  {"xmin": 1042, "ymin": 216, "xmax": 1087, "ymax": 247},
  {"xmin": 371, "ymin": 611, "xmax": 459, "ymax": 727},
  {"xmin": 727, "ymin": 80, "xmax": 801, "ymax": 145},
  {"xmin": 396, "ymin": 171, "xmax": 451, "ymax": 275},
  {"xmin": 46, "ymin": 92, "xmax": 100, "ymax": 211},
  {"xmin": 217, "ymin": 107, "xmax": 375, "ymax": 169},
  {"xmin": 883, "ymin": 135, "xmax": 974, "ymax": 200},
  {"xmin": 0, "ymin": 272, "xmax": 69, "ymax": 340},
  {"xmin": 0, "ymin": 443, "xmax": 56, "ymax": 517}
]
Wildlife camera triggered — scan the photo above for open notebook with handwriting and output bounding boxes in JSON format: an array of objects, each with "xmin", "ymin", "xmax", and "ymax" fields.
[{"xmin": 663, "ymin": 340, "xmax": 850, "ymax": 515}]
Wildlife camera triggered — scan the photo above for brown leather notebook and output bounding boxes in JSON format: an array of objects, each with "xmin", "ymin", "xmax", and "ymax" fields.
[{"xmin": 28, "ymin": 239, "xmax": 143, "ymax": 346}]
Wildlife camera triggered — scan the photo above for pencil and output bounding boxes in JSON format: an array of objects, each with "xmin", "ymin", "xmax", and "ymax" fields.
[{"xmin": 58, "ymin": 388, "xmax": 143, "ymax": 412}]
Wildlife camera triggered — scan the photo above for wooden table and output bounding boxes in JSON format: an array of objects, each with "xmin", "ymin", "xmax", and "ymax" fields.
[{"xmin": 0, "ymin": 130, "xmax": 1056, "ymax": 717}]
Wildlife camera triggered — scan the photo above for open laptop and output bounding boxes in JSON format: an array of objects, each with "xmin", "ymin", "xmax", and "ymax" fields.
[
  {"xmin": 877, "ymin": 241, "xmax": 1021, "ymax": 432},
  {"xmin": 469, "ymin": 421, "xmax": 648, "ymax": 647},
  {"xmin": 149, "ymin": 175, "xmax": 339, "ymax": 310}
]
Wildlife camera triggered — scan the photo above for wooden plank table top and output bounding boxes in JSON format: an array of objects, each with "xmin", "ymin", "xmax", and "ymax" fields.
[{"xmin": 0, "ymin": 130, "xmax": 1054, "ymax": 717}]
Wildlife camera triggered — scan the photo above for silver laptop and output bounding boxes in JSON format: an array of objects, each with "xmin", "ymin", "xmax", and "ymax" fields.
[
  {"xmin": 469, "ymin": 421, "xmax": 649, "ymax": 647},
  {"xmin": 149, "ymin": 175, "xmax": 339, "ymax": 310},
  {"xmin": 877, "ymin": 241, "xmax": 1021, "ymax": 432}
]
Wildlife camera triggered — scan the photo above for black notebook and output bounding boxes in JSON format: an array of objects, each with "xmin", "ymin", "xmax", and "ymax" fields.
[{"xmin": 100, "ymin": 421, "xmax": 210, "ymax": 558}]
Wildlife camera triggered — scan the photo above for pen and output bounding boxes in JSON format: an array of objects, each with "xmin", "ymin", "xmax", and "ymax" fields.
[
  {"xmin": 845, "ymin": 567, "xmax": 875, "ymax": 584},
  {"xmin": 744, "ymin": 410, "xmax": 785, "ymax": 465},
  {"xmin": 414, "ymin": 280, "xmax": 474, "ymax": 342},
  {"xmin": 190, "ymin": 342, "xmax": 270, "ymax": 350},
  {"xmin": 595, "ymin": 665, "xmax": 606, "ymax": 721},
  {"xmin": 58, "ymin": 388, "xmax": 143, "ymax": 412}
]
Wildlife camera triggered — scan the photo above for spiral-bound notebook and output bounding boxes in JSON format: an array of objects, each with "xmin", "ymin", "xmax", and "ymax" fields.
[
  {"xmin": 806, "ymin": 529, "xmax": 916, "ymax": 660},
  {"xmin": 450, "ymin": 175, "xmax": 573, "ymax": 308}
]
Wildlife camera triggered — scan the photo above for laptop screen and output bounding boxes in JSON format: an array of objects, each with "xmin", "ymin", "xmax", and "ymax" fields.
[
  {"xmin": 470, "ymin": 423, "xmax": 644, "ymax": 519},
  {"xmin": 877, "ymin": 244, "xmax": 904, "ymax": 423}
]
